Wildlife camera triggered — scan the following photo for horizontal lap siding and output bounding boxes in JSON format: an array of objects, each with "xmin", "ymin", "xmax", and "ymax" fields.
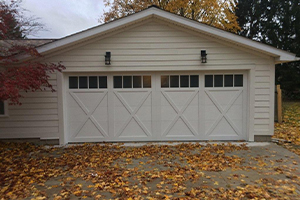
[
  {"xmin": 254, "ymin": 63, "xmax": 273, "ymax": 135},
  {"xmin": 49, "ymin": 22, "xmax": 271, "ymax": 70},
  {"xmin": 50, "ymin": 21, "xmax": 274, "ymax": 137},
  {"xmin": 0, "ymin": 73, "xmax": 59, "ymax": 139},
  {"xmin": 0, "ymin": 20, "xmax": 274, "ymax": 141}
]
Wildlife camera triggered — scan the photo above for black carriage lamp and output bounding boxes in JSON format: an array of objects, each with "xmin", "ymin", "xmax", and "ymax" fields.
[
  {"xmin": 105, "ymin": 51, "xmax": 111, "ymax": 65},
  {"xmin": 201, "ymin": 50, "xmax": 207, "ymax": 63}
]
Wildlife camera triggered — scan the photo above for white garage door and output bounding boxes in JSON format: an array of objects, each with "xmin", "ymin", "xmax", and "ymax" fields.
[{"xmin": 65, "ymin": 72, "xmax": 247, "ymax": 143}]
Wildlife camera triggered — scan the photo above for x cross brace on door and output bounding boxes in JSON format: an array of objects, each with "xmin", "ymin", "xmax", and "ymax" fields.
[
  {"xmin": 161, "ymin": 90, "xmax": 199, "ymax": 136},
  {"xmin": 70, "ymin": 92, "xmax": 108, "ymax": 138},
  {"xmin": 114, "ymin": 91, "xmax": 152, "ymax": 137},
  {"xmin": 205, "ymin": 89, "xmax": 242, "ymax": 136}
]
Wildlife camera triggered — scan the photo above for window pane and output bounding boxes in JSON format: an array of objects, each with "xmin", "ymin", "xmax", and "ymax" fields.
[
  {"xmin": 69, "ymin": 77, "xmax": 78, "ymax": 89},
  {"xmin": 161, "ymin": 76, "xmax": 169, "ymax": 88},
  {"xmin": 114, "ymin": 76, "xmax": 122, "ymax": 88},
  {"xmin": 89, "ymin": 76, "xmax": 98, "ymax": 89},
  {"xmin": 79, "ymin": 77, "xmax": 88, "ymax": 89},
  {"xmin": 234, "ymin": 74, "xmax": 243, "ymax": 87},
  {"xmin": 123, "ymin": 76, "xmax": 132, "ymax": 88},
  {"xmin": 0, "ymin": 101, "xmax": 4, "ymax": 115},
  {"xmin": 214, "ymin": 75, "xmax": 223, "ymax": 87},
  {"xmin": 143, "ymin": 76, "xmax": 151, "ymax": 88},
  {"xmin": 180, "ymin": 75, "xmax": 189, "ymax": 87},
  {"xmin": 190, "ymin": 75, "xmax": 199, "ymax": 87},
  {"xmin": 99, "ymin": 76, "xmax": 107, "ymax": 88},
  {"xmin": 224, "ymin": 75, "xmax": 233, "ymax": 87},
  {"xmin": 170, "ymin": 75, "xmax": 179, "ymax": 88},
  {"xmin": 133, "ymin": 76, "xmax": 142, "ymax": 88},
  {"xmin": 205, "ymin": 75, "xmax": 213, "ymax": 87}
]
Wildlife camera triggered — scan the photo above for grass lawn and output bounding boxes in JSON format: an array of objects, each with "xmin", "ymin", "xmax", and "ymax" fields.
[{"xmin": 273, "ymin": 101, "xmax": 300, "ymax": 155}]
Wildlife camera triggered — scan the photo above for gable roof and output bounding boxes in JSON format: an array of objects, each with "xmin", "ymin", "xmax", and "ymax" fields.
[{"xmin": 35, "ymin": 6, "xmax": 299, "ymax": 64}]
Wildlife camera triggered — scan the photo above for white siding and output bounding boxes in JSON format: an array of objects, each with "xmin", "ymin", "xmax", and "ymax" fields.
[
  {"xmin": 0, "ymin": 73, "xmax": 59, "ymax": 139},
  {"xmin": 50, "ymin": 20, "xmax": 274, "ymax": 137},
  {"xmin": 0, "ymin": 19, "xmax": 275, "ymax": 140}
]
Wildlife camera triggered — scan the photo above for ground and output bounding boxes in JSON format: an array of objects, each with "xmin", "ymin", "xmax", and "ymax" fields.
[
  {"xmin": 0, "ymin": 102, "xmax": 300, "ymax": 200},
  {"xmin": 273, "ymin": 101, "xmax": 300, "ymax": 155}
]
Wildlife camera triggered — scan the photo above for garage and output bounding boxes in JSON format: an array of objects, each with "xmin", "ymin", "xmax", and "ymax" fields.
[
  {"xmin": 66, "ymin": 72, "xmax": 247, "ymax": 143},
  {"xmin": 2, "ymin": 6, "xmax": 297, "ymax": 144}
]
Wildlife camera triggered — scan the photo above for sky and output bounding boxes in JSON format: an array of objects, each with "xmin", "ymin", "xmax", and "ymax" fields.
[{"xmin": 20, "ymin": 0, "xmax": 107, "ymax": 39}]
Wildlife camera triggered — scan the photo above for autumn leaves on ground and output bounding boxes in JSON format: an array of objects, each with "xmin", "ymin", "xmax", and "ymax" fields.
[
  {"xmin": 274, "ymin": 102, "xmax": 300, "ymax": 155},
  {"xmin": 0, "ymin": 102, "xmax": 299, "ymax": 200}
]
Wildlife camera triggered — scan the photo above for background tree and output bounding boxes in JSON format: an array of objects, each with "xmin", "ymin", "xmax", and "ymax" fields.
[
  {"xmin": 236, "ymin": 0, "xmax": 300, "ymax": 98},
  {"xmin": 0, "ymin": 0, "xmax": 64, "ymax": 104},
  {"xmin": 0, "ymin": 0, "xmax": 44, "ymax": 39},
  {"xmin": 102, "ymin": 0, "xmax": 240, "ymax": 33}
]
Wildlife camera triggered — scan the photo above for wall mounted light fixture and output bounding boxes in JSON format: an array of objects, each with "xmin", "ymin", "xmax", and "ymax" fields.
[
  {"xmin": 105, "ymin": 51, "xmax": 111, "ymax": 65},
  {"xmin": 201, "ymin": 50, "xmax": 207, "ymax": 63}
]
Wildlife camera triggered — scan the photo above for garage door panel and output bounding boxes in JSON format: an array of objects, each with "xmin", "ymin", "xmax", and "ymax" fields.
[
  {"xmin": 204, "ymin": 94, "xmax": 221, "ymax": 134},
  {"xmin": 75, "ymin": 119, "xmax": 105, "ymax": 139},
  {"xmin": 182, "ymin": 96, "xmax": 199, "ymax": 133},
  {"xmin": 165, "ymin": 118, "xmax": 196, "ymax": 137},
  {"xmin": 118, "ymin": 118, "xmax": 149, "ymax": 138},
  {"xmin": 135, "ymin": 97, "xmax": 152, "ymax": 132},
  {"xmin": 114, "ymin": 97, "xmax": 131, "ymax": 136},
  {"xmin": 160, "ymin": 90, "xmax": 199, "ymax": 138},
  {"xmin": 210, "ymin": 118, "xmax": 239, "ymax": 136},
  {"xmin": 162, "ymin": 91, "xmax": 196, "ymax": 110},
  {"xmin": 113, "ymin": 90, "xmax": 152, "ymax": 139},
  {"xmin": 227, "ymin": 96, "xmax": 243, "ymax": 132},
  {"xmin": 204, "ymin": 88, "xmax": 244, "ymax": 138},
  {"xmin": 67, "ymin": 91, "xmax": 109, "ymax": 141},
  {"xmin": 116, "ymin": 91, "xmax": 151, "ymax": 110},
  {"xmin": 92, "ymin": 97, "xmax": 109, "ymax": 124},
  {"xmin": 207, "ymin": 90, "xmax": 240, "ymax": 110}
]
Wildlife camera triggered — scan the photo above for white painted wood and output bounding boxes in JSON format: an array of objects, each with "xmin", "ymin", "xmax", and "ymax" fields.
[
  {"xmin": 269, "ymin": 64, "xmax": 275, "ymax": 137},
  {"xmin": 66, "ymin": 90, "xmax": 109, "ymax": 142},
  {"xmin": 203, "ymin": 74, "xmax": 247, "ymax": 140},
  {"xmin": 65, "ymin": 71, "xmax": 248, "ymax": 142},
  {"xmin": 61, "ymin": 65, "xmax": 256, "ymax": 73},
  {"xmin": 57, "ymin": 72, "xmax": 66, "ymax": 145},
  {"xmin": 0, "ymin": 17, "xmax": 279, "ymax": 141},
  {"xmin": 0, "ymin": 80, "xmax": 60, "ymax": 139}
]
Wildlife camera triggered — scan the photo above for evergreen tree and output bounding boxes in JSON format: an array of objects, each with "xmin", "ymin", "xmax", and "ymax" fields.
[{"xmin": 237, "ymin": 0, "xmax": 300, "ymax": 98}]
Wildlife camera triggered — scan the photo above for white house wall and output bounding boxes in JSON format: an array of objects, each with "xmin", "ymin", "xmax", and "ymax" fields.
[
  {"xmin": 0, "ymin": 73, "xmax": 59, "ymax": 140},
  {"xmin": 0, "ymin": 20, "xmax": 275, "ymax": 140}
]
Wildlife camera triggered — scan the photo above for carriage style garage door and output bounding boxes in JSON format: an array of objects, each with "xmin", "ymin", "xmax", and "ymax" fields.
[{"xmin": 66, "ymin": 72, "xmax": 247, "ymax": 143}]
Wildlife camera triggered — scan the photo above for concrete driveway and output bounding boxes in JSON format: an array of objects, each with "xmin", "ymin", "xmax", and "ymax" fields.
[{"xmin": 1, "ymin": 142, "xmax": 299, "ymax": 199}]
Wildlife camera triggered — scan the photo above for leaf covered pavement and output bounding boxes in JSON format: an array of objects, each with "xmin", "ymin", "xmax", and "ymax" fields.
[{"xmin": 0, "ymin": 142, "xmax": 300, "ymax": 199}]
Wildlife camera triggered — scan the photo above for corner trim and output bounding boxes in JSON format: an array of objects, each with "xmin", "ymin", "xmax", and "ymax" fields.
[{"xmin": 57, "ymin": 72, "xmax": 66, "ymax": 145}]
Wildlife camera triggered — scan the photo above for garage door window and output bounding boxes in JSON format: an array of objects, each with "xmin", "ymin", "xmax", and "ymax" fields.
[
  {"xmin": 69, "ymin": 76, "xmax": 107, "ymax": 89},
  {"xmin": 79, "ymin": 77, "xmax": 88, "ymax": 89},
  {"xmin": 113, "ymin": 76, "xmax": 151, "ymax": 88},
  {"xmin": 205, "ymin": 74, "xmax": 243, "ymax": 87},
  {"xmin": 161, "ymin": 75, "xmax": 199, "ymax": 88}
]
